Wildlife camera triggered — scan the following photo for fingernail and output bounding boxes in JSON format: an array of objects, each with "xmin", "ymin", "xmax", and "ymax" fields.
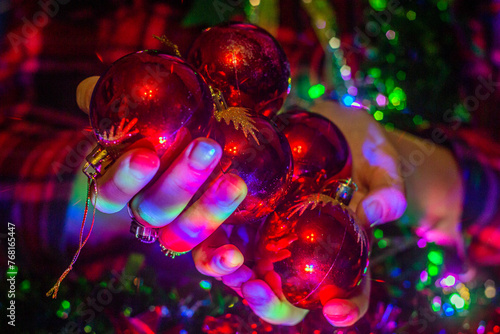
[
  {"xmin": 188, "ymin": 141, "xmax": 218, "ymax": 170},
  {"xmin": 129, "ymin": 153, "xmax": 159, "ymax": 180},
  {"xmin": 216, "ymin": 174, "xmax": 246, "ymax": 206},
  {"xmin": 217, "ymin": 248, "xmax": 244, "ymax": 271},
  {"xmin": 323, "ymin": 301, "xmax": 357, "ymax": 326},
  {"xmin": 363, "ymin": 199, "xmax": 383, "ymax": 224}
]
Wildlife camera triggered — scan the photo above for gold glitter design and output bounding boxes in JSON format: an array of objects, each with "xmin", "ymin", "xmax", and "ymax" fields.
[
  {"xmin": 102, "ymin": 117, "xmax": 139, "ymax": 143},
  {"xmin": 215, "ymin": 107, "xmax": 260, "ymax": 145},
  {"xmin": 288, "ymin": 193, "xmax": 338, "ymax": 218},
  {"xmin": 288, "ymin": 193, "xmax": 366, "ymax": 254}
]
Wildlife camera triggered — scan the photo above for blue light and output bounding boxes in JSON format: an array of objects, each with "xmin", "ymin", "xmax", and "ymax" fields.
[
  {"xmin": 390, "ymin": 267, "xmax": 401, "ymax": 277},
  {"xmin": 200, "ymin": 280, "xmax": 212, "ymax": 290},
  {"xmin": 443, "ymin": 303, "xmax": 454, "ymax": 316},
  {"xmin": 342, "ymin": 94, "xmax": 355, "ymax": 106}
]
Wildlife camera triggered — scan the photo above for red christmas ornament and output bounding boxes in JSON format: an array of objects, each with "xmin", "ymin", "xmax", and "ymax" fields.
[
  {"xmin": 187, "ymin": 22, "xmax": 291, "ymax": 118},
  {"xmin": 89, "ymin": 50, "xmax": 213, "ymax": 161},
  {"xmin": 86, "ymin": 50, "xmax": 214, "ymax": 243},
  {"xmin": 206, "ymin": 93, "xmax": 293, "ymax": 225},
  {"xmin": 257, "ymin": 179, "xmax": 369, "ymax": 309},
  {"xmin": 273, "ymin": 108, "xmax": 352, "ymax": 182}
]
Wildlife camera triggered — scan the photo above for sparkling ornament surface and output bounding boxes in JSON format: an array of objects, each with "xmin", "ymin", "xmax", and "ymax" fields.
[
  {"xmin": 208, "ymin": 112, "xmax": 293, "ymax": 225},
  {"xmin": 90, "ymin": 50, "xmax": 213, "ymax": 159},
  {"xmin": 258, "ymin": 189, "xmax": 369, "ymax": 309},
  {"xmin": 187, "ymin": 22, "xmax": 291, "ymax": 118},
  {"xmin": 274, "ymin": 108, "xmax": 351, "ymax": 182}
]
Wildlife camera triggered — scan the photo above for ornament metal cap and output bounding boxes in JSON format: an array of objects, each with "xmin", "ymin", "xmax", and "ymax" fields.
[
  {"xmin": 83, "ymin": 145, "xmax": 114, "ymax": 179},
  {"xmin": 128, "ymin": 204, "xmax": 158, "ymax": 243},
  {"xmin": 324, "ymin": 178, "xmax": 358, "ymax": 206}
]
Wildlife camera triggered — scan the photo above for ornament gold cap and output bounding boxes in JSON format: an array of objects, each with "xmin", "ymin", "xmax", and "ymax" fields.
[{"xmin": 83, "ymin": 145, "xmax": 114, "ymax": 179}]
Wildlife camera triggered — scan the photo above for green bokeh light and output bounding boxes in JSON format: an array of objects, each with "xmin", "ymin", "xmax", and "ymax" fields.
[
  {"xmin": 374, "ymin": 110, "xmax": 384, "ymax": 121},
  {"xmin": 407, "ymin": 10, "xmax": 416, "ymax": 20},
  {"xmin": 61, "ymin": 300, "xmax": 70, "ymax": 310},
  {"xmin": 413, "ymin": 115, "xmax": 423, "ymax": 125},
  {"xmin": 389, "ymin": 87, "xmax": 406, "ymax": 107},
  {"xmin": 20, "ymin": 280, "xmax": 30, "ymax": 291},
  {"xmin": 200, "ymin": 280, "xmax": 212, "ymax": 290},
  {"xmin": 428, "ymin": 264, "xmax": 439, "ymax": 276},
  {"xmin": 368, "ymin": 67, "xmax": 381, "ymax": 78},
  {"xmin": 308, "ymin": 84, "xmax": 325, "ymax": 99},
  {"xmin": 437, "ymin": 0, "xmax": 448, "ymax": 11},
  {"xmin": 428, "ymin": 250, "xmax": 443, "ymax": 265},
  {"xmin": 397, "ymin": 70, "xmax": 406, "ymax": 81},
  {"xmin": 369, "ymin": 0, "xmax": 387, "ymax": 11},
  {"xmin": 124, "ymin": 307, "xmax": 132, "ymax": 317}
]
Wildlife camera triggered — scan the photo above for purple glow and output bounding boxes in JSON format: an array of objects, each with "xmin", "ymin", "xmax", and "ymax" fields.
[
  {"xmin": 420, "ymin": 270, "xmax": 428, "ymax": 282},
  {"xmin": 376, "ymin": 94, "xmax": 388, "ymax": 107},
  {"xmin": 347, "ymin": 86, "xmax": 358, "ymax": 96},
  {"xmin": 417, "ymin": 238, "xmax": 427, "ymax": 248}
]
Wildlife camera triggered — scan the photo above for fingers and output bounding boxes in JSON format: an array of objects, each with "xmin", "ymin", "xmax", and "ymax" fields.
[
  {"xmin": 193, "ymin": 228, "xmax": 245, "ymax": 277},
  {"xmin": 222, "ymin": 265, "xmax": 255, "ymax": 296},
  {"xmin": 76, "ymin": 76, "xmax": 100, "ymax": 113},
  {"xmin": 130, "ymin": 138, "xmax": 223, "ymax": 228},
  {"xmin": 94, "ymin": 148, "xmax": 159, "ymax": 213},
  {"xmin": 356, "ymin": 142, "xmax": 407, "ymax": 226},
  {"xmin": 241, "ymin": 277, "xmax": 308, "ymax": 326},
  {"xmin": 322, "ymin": 272, "xmax": 371, "ymax": 327},
  {"xmin": 158, "ymin": 172, "xmax": 247, "ymax": 252}
]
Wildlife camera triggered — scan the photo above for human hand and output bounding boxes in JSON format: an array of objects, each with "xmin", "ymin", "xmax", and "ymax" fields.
[
  {"xmin": 192, "ymin": 100, "xmax": 406, "ymax": 327},
  {"xmin": 76, "ymin": 77, "xmax": 248, "ymax": 258}
]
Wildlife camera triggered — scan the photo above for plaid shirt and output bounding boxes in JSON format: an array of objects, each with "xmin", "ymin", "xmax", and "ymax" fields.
[{"xmin": 1, "ymin": 0, "xmax": 499, "ymax": 275}]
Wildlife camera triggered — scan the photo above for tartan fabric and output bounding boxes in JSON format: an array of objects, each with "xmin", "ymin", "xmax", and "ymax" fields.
[
  {"xmin": 0, "ymin": 104, "xmax": 89, "ymax": 272},
  {"xmin": 0, "ymin": 2, "xmax": 201, "ymax": 273},
  {"xmin": 1, "ymin": 1, "xmax": 500, "ymax": 272}
]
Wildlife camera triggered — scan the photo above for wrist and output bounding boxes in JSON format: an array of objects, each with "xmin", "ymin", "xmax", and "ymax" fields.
[{"xmin": 385, "ymin": 129, "xmax": 464, "ymax": 248}]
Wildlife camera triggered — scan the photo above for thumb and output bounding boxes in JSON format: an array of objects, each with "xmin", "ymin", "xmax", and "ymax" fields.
[
  {"xmin": 76, "ymin": 76, "xmax": 100, "ymax": 114},
  {"xmin": 357, "ymin": 156, "xmax": 406, "ymax": 226},
  {"xmin": 323, "ymin": 271, "xmax": 371, "ymax": 327}
]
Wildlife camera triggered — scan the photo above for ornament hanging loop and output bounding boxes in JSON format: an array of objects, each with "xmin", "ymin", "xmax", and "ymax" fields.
[
  {"xmin": 153, "ymin": 35, "xmax": 182, "ymax": 58},
  {"xmin": 209, "ymin": 86, "xmax": 229, "ymax": 112}
]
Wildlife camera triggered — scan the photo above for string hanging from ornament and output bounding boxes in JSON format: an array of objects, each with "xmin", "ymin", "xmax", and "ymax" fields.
[{"xmin": 46, "ymin": 178, "xmax": 98, "ymax": 298}]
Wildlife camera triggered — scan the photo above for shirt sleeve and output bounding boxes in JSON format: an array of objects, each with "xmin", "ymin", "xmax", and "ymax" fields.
[
  {"xmin": 447, "ymin": 128, "xmax": 500, "ymax": 265},
  {"xmin": 0, "ymin": 105, "xmax": 90, "ymax": 274}
]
